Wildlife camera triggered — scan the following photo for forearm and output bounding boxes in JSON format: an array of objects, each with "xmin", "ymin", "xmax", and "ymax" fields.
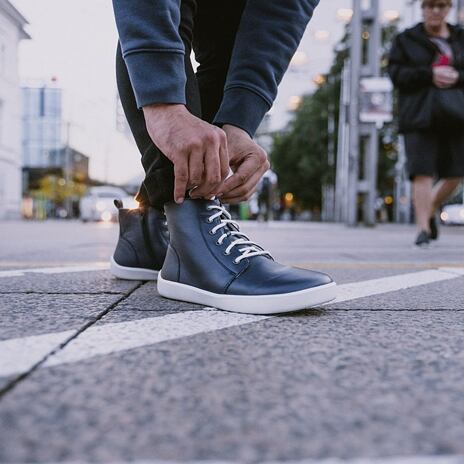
[
  {"xmin": 214, "ymin": 0, "xmax": 319, "ymax": 137},
  {"xmin": 112, "ymin": 0, "xmax": 186, "ymax": 107}
]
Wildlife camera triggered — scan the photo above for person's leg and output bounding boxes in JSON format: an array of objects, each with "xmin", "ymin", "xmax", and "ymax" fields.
[
  {"xmin": 116, "ymin": 0, "xmax": 201, "ymax": 209},
  {"xmin": 111, "ymin": 0, "xmax": 200, "ymax": 281},
  {"xmin": 412, "ymin": 175, "xmax": 434, "ymax": 233},
  {"xmin": 431, "ymin": 178, "xmax": 463, "ymax": 213},
  {"xmin": 193, "ymin": 0, "xmax": 247, "ymax": 123}
]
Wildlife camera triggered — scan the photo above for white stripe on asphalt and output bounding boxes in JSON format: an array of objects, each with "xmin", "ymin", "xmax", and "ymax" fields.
[
  {"xmin": 0, "ymin": 268, "xmax": 463, "ymax": 378},
  {"xmin": 0, "ymin": 331, "xmax": 75, "ymax": 378},
  {"xmin": 333, "ymin": 268, "xmax": 460, "ymax": 303},
  {"xmin": 46, "ymin": 455, "xmax": 464, "ymax": 464},
  {"xmin": 0, "ymin": 263, "xmax": 110, "ymax": 278}
]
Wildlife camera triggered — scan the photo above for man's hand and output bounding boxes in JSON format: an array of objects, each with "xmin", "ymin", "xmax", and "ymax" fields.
[
  {"xmin": 433, "ymin": 66, "xmax": 459, "ymax": 89},
  {"xmin": 143, "ymin": 104, "xmax": 229, "ymax": 203},
  {"xmin": 209, "ymin": 124, "xmax": 270, "ymax": 204}
]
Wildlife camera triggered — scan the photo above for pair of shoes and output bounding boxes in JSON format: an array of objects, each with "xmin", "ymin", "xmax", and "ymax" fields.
[
  {"xmin": 111, "ymin": 199, "xmax": 336, "ymax": 314},
  {"xmin": 415, "ymin": 230, "xmax": 430, "ymax": 247},
  {"xmin": 429, "ymin": 216, "xmax": 439, "ymax": 240}
]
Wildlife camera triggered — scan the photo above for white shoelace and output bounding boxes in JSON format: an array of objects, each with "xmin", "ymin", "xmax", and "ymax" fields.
[{"xmin": 206, "ymin": 204, "xmax": 272, "ymax": 264}]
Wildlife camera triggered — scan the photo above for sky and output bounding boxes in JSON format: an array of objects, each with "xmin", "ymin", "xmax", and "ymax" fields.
[
  {"xmin": 11, "ymin": 0, "xmax": 453, "ymax": 185},
  {"xmin": 12, "ymin": 0, "xmax": 142, "ymax": 185}
]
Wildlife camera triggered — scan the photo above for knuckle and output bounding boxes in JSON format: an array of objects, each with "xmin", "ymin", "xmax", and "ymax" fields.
[
  {"xmin": 188, "ymin": 139, "xmax": 202, "ymax": 151},
  {"xmin": 175, "ymin": 171, "xmax": 188, "ymax": 181},
  {"xmin": 205, "ymin": 131, "xmax": 218, "ymax": 144},
  {"xmin": 216, "ymin": 128, "xmax": 227, "ymax": 142}
]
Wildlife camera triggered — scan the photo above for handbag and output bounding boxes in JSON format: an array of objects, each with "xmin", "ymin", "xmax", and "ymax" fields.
[{"xmin": 433, "ymin": 87, "xmax": 464, "ymax": 129}]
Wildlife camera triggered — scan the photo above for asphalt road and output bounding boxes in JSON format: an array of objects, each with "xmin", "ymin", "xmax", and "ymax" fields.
[{"xmin": 0, "ymin": 219, "xmax": 464, "ymax": 463}]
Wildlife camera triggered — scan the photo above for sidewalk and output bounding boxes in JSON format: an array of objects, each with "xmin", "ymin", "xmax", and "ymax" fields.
[{"xmin": 0, "ymin": 220, "xmax": 463, "ymax": 462}]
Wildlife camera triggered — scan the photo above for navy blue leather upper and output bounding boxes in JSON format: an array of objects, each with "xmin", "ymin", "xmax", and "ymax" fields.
[
  {"xmin": 162, "ymin": 199, "xmax": 332, "ymax": 295},
  {"xmin": 114, "ymin": 205, "xmax": 168, "ymax": 270}
]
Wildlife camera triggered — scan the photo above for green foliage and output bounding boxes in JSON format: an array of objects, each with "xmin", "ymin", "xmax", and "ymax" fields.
[{"xmin": 270, "ymin": 22, "xmax": 400, "ymax": 212}]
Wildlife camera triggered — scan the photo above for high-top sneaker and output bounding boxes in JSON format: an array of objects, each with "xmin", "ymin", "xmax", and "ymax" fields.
[
  {"xmin": 158, "ymin": 199, "xmax": 336, "ymax": 314},
  {"xmin": 111, "ymin": 200, "xmax": 169, "ymax": 280}
]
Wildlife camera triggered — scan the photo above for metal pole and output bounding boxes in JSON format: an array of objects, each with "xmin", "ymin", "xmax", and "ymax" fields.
[
  {"xmin": 363, "ymin": 0, "xmax": 381, "ymax": 226},
  {"xmin": 347, "ymin": 0, "xmax": 362, "ymax": 226}
]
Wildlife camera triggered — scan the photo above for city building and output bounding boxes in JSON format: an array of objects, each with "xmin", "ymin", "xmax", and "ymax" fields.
[
  {"xmin": 22, "ymin": 83, "xmax": 62, "ymax": 168},
  {"xmin": 0, "ymin": 0, "xmax": 29, "ymax": 219}
]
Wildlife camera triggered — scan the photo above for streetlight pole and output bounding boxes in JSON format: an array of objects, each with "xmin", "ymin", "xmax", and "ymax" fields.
[{"xmin": 346, "ymin": 0, "xmax": 363, "ymax": 226}]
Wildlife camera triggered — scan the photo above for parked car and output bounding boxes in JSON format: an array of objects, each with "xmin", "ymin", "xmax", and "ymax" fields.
[
  {"xmin": 80, "ymin": 186, "xmax": 137, "ymax": 222},
  {"xmin": 440, "ymin": 204, "xmax": 464, "ymax": 226}
]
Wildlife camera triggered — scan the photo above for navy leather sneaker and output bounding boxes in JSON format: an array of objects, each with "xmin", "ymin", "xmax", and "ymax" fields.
[
  {"xmin": 158, "ymin": 199, "xmax": 336, "ymax": 314},
  {"xmin": 111, "ymin": 200, "xmax": 169, "ymax": 281}
]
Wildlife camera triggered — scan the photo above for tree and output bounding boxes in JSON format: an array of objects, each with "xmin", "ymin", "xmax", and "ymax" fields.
[{"xmin": 271, "ymin": 22, "xmax": 399, "ymax": 215}]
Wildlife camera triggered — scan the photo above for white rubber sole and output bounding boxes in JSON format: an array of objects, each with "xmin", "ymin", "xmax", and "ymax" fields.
[
  {"xmin": 110, "ymin": 256, "xmax": 158, "ymax": 281},
  {"xmin": 157, "ymin": 273, "xmax": 337, "ymax": 315}
]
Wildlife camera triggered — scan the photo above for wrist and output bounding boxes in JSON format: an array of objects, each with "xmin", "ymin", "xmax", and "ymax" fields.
[
  {"xmin": 143, "ymin": 103, "xmax": 187, "ymax": 117},
  {"xmin": 222, "ymin": 124, "xmax": 251, "ymax": 139}
]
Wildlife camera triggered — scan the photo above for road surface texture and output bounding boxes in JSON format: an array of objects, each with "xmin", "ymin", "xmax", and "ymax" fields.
[{"xmin": 0, "ymin": 219, "xmax": 463, "ymax": 463}]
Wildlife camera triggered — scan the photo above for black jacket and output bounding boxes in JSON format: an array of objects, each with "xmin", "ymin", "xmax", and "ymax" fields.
[{"xmin": 388, "ymin": 23, "xmax": 464, "ymax": 133}]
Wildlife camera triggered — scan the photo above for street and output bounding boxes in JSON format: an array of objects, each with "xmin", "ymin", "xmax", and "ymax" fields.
[{"xmin": 1, "ymin": 219, "xmax": 464, "ymax": 463}]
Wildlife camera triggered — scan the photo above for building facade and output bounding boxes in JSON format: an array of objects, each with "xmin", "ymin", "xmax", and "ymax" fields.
[
  {"xmin": 0, "ymin": 0, "xmax": 29, "ymax": 219},
  {"xmin": 22, "ymin": 84, "xmax": 62, "ymax": 168}
]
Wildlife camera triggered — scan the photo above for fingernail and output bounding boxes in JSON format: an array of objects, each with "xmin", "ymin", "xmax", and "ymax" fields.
[{"xmin": 176, "ymin": 196, "xmax": 184, "ymax": 204}]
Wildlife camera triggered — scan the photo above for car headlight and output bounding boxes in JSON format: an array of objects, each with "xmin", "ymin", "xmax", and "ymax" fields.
[
  {"xmin": 96, "ymin": 201, "xmax": 106, "ymax": 212},
  {"xmin": 101, "ymin": 211, "xmax": 112, "ymax": 222}
]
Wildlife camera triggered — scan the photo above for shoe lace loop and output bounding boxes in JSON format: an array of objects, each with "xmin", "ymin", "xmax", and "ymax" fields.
[{"xmin": 207, "ymin": 205, "xmax": 272, "ymax": 264}]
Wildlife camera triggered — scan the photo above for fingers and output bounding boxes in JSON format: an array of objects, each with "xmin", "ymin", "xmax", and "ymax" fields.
[
  {"xmin": 220, "ymin": 157, "xmax": 270, "ymax": 203},
  {"xmin": 221, "ymin": 169, "xmax": 264, "ymax": 204},
  {"xmin": 188, "ymin": 149, "xmax": 204, "ymax": 189},
  {"xmin": 219, "ymin": 154, "xmax": 261, "ymax": 195},
  {"xmin": 190, "ymin": 128, "xmax": 227, "ymax": 199},
  {"xmin": 173, "ymin": 162, "xmax": 189, "ymax": 204},
  {"xmin": 218, "ymin": 133, "xmax": 230, "ymax": 182}
]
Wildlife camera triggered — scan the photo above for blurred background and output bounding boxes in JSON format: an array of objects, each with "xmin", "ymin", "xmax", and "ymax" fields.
[{"xmin": 1, "ymin": 0, "xmax": 463, "ymax": 225}]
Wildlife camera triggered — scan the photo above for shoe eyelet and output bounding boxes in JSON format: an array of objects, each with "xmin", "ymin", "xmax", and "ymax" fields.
[
  {"xmin": 209, "ymin": 229, "xmax": 216, "ymax": 235},
  {"xmin": 223, "ymin": 251, "xmax": 231, "ymax": 256},
  {"xmin": 233, "ymin": 259, "xmax": 239, "ymax": 265},
  {"xmin": 215, "ymin": 240, "xmax": 221, "ymax": 246},
  {"xmin": 206, "ymin": 218, "xmax": 213, "ymax": 224}
]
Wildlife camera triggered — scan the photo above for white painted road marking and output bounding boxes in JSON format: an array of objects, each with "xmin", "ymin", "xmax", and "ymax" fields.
[
  {"xmin": 91, "ymin": 457, "xmax": 464, "ymax": 464},
  {"xmin": 0, "ymin": 331, "xmax": 75, "ymax": 378},
  {"xmin": 0, "ymin": 263, "xmax": 110, "ymax": 278},
  {"xmin": 1, "ymin": 267, "xmax": 462, "ymax": 378},
  {"xmin": 334, "ymin": 268, "xmax": 461, "ymax": 303},
  {"xmin": 90, "ymin": 457, "xmax": 464, "ymax": 464}
]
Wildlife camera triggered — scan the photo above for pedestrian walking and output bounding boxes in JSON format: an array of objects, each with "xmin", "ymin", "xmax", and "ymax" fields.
[
  {"xmin": 110, "ymin": 0, "xmax": 336, "ymax": 313},
  {"xmin": 388, "ymin": 0, "xmax": 464, "ymax": 247}
]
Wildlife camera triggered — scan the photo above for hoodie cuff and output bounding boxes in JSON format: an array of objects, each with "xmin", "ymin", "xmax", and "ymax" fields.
[
  {"xmin": 123, "ymin": 50, "xmax": 187, "ymax": 108},
  {"xmin": 213, "ymin": 87, "xmax": 271, "ymax": 137}
]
